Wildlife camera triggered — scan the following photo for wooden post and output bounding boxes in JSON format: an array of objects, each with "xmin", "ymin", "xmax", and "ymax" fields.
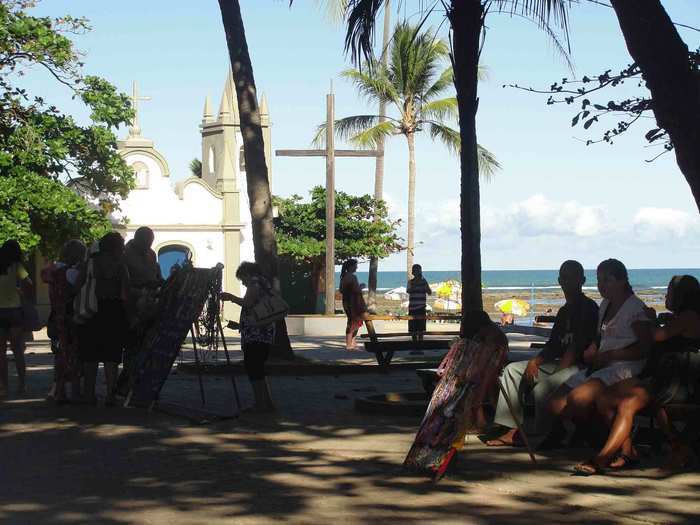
[
  {"xmin": 325, "ymin": 93, "xmax": 335, "ymax": 315},
  {"xmin": 276, "ymin": 93, "xmax": 380, "ymax": 316}
]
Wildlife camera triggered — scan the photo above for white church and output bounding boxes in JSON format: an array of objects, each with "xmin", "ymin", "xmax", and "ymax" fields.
[{"xmin": 116, "ymin": 72, "xmax": 272, "ymax": 307}]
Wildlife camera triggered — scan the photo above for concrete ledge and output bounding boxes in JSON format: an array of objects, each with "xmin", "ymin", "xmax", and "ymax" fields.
[{"xmin": 284, "ymin": 315, "xmax": 460, "ymax": 337}]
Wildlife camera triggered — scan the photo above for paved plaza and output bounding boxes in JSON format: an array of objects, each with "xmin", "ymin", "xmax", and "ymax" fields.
[{"xmin": 1, "ymin": 333, "xmax": 699, "ymax": 524}]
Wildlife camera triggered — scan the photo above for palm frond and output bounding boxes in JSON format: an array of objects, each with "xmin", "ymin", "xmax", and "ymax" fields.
[
  {"xmin": 477, "ymin": 144, "xmax": 502, "ymax": 182},
  {"xmin": 314, "ymin": 0, "xmax": 349, "ymax": 25},
  {"xmin": 341, "ymin": 68, "xmax": 399, "ymax": 104},
  {"xmin": 312, "ymin": 115, "xmax": 395, "ymax": 147},
  {"xmin": 490, "ymin": 0, "xmax": 575, "ymax": 72},
  {"xmin": 344, "ymin": 0, "xmax": 386, "ymax": 63},
  {"xmin": 348, "ymin": 120, "xmax": 396, "ymax": 149},
  {"xmin": 428, "ymin": 122, "xmax": 461, "ymax": 155},
  {"xmin": 491, "ymin": 0, "xmax": 572, "ymax": 37},
  {"xmin": 428, "ymin": 122, "xmax": 502, "ymax": 180},
  {"xmin": 390, "ymin": 22, "xmax": 450, "ymax": 100},
  {"xmin": 423, "ymin": 66, "xmax": 454, "ymax": 101},
  {"xmin": 420, "ymin": 97, "xmax": 458, "ymax": 122}
]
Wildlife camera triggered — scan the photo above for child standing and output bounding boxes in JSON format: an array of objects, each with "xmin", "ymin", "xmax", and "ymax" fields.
[{"xmin": 407, "ymin": 264, "xmax": 432, "ymax": 342}]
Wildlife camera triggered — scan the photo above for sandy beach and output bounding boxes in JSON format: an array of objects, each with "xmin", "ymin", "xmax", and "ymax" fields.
[{"xmin": 370, "ymin": 288, "xmax": 668, "ymax": 319}]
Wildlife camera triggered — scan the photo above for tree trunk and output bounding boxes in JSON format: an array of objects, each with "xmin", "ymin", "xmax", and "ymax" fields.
[
  {"xmin": 218, "ymin": 0, "xmax": 294, "ymax": 359},
  {"xmin": 610, "ymin": 0, "xmax": 700, "ymax": 211},
  {"xmin": 406, "ymin": 131, "xmax": 417, "ymax": 278},
  {"xmin": 448, "ymin": 0, "xmax": 484, "ymax": 328},
  {"xmin": 367, "ymin": 0, "xmax": 392, "ymax": 314}
]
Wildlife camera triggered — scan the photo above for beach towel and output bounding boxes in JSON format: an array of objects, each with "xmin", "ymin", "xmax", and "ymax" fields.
[{"xmin": 404, "ymin": 337, "xmax": 507, "ymax": 480}]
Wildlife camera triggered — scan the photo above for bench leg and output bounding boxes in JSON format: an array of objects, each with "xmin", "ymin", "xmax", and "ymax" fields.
[{"xmin": 376, "ymin": 351, "xmax": 395, "ymax": 371}]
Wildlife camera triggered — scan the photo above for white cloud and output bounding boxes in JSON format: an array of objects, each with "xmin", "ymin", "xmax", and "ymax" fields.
[
  {"xmin": 377, "ymin": 193, "xmax": 700, "ymax": 270},
  {"xmin": 633, "ymin": 207, "xmax": 700, "ymax": 241}
]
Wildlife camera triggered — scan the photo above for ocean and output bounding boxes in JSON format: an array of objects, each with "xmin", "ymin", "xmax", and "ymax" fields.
[{"xmin": 336, "ymin": 268, "xmax": 700, "ymax": 292}]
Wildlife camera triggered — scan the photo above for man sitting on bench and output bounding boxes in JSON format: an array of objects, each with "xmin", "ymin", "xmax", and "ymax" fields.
[{"xmin": 486, "ymin": 260, "xmax": 599, "ymax": 447}]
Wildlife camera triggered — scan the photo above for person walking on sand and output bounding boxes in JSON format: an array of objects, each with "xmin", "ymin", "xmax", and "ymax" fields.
[
  {"xmin": 486, "ymin": 260, "xmax": 599, "ymax": 447},
  {"xmin": 0, "ymin": 240, "xmax": 33, "ymax": 397},
  {"xmin": 407, "ymin": 264, "xmax": 432, "ymax": 342},
  {"xmin": 340, "ymin": 259, "xmax": 367, "ymax": 351}
]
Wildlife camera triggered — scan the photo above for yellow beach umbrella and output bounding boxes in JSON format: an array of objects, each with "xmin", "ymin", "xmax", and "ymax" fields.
[{"xmin": 494, "ymin": 299, "xmax": 531, "ymax": 317}]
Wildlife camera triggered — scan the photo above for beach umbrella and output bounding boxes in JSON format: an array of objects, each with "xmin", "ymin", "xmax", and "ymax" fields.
[
  {"xmin": 433, "ymin": 298, "xmax": 461, "ymax": 311},
  {"xmin": 431, "ymin": 280, "xmax": 462, "ymax": 301},
  {"xmin": 384, "ymin": 286, "xmax": 408, "ymax": 301},
  {"xmin": 494, "ymin": 299, "xmax": 531, "ymax": 317}
]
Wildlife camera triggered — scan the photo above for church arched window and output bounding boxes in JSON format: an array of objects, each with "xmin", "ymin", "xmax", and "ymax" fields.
[
  {"xmin": 239, "ymin": 146, "xmax": 245, "ymax": 172},
  {"xmin": 158, "ymin": 244, "xmax": 192, "ymax": 279},
  {"xmin": 208, "ymin": 147, "xmax": 216, "ymax": 177},
  {"xmin": 132, "ymin": 161, "xmax": 149, "ymax": 189}
]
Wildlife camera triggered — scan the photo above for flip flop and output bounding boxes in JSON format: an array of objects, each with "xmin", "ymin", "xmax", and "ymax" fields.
[
  {"xmin": 485, "ymin": 438, "xmax": 512, "ymax": 447},
  {"xmin": 573, "ymin": 460, "xmax": 605, "ymax": 476}
]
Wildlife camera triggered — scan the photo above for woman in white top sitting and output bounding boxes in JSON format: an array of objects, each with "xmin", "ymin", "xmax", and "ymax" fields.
[{"xmin": 547, "ymin": 259, "xmax": 653, "ymax": 442}]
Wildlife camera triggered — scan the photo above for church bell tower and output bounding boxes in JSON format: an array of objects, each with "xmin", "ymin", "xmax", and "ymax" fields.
[{"xmin": 199, "ymin": 70, "xmax": 271, "ymax": 317}]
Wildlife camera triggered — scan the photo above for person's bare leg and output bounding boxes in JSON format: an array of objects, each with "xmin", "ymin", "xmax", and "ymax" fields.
[
  {"xmin": 563, "ymin": 379, "xmax": 605, "ymax": 423},
  {"xmin": 350, "ymin": 327, "xmax": 360, "ymax": 349},
  {"xmin": 547, "ymin": 384, "xmax": 572, "ymax": 419},
  {"xmin": 593, "ymin": 386, "xmax": 649, "ymax": 468},
  {"xmin": 345, "ymin": 326, "xmax": 354, "ymax": 350},
  {"xmin": 10, "ymin": 326, "xmax": 26, "ymax": 394}
]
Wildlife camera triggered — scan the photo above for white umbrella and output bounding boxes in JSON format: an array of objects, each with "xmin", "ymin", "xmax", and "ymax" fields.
[
  {"xmin": 384, "ymin": 286, "xmax": 408, "ymax": 301},
  {"xmin": 433, "ymin": 298, "xmax": 461, "ymax": 311}
]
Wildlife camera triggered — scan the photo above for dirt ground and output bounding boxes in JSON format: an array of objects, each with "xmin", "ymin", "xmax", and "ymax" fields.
[{"xmin": 1, "ymin": 335, "xmax": 698, "ymax": 525}]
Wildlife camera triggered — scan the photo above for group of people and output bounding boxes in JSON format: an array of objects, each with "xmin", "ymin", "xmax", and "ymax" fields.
[
  {"xmin": 0, "ymin": 231, "xmax": 278, "ymax": 413},
  {"xmin": 339, "ymin": 259, "xmax": 432, "ymax": 350},
  {"xmin": 0, "ymin": 229, "xmax": 163, "ymax": 404},
  {"xmin": 485, "ymin": 259, "xmax": 700, "ymax": 474},
  {"xmin": 339, "ymin": 255, "xmax": 700, "ymax": 472}
]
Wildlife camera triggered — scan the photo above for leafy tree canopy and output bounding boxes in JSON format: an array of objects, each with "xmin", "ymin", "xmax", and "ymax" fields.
[
  {"xmin": 0, "ymin": 0, "xmax": 134, "ymax": 256},
  {"xmin": 273, "ymin": 186, "xmax": 402, "ymax": 263}
]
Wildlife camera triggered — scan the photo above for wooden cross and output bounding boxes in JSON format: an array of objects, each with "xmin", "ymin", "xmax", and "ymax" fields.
[
  {"xmin": 128, "ymin": 80, "xmax": 151, "ymax": 138},
  {"xmin": 276, "ymin": 92, "xmax": 380, "ymax": 315}
]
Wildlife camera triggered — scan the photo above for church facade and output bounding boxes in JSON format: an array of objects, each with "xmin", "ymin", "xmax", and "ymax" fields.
[{"xmin": 116, "ymin": 73, "xmax": 272, "ymax": 314}]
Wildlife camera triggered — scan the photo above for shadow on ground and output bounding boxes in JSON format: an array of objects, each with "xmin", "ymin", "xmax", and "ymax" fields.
[{"xmin": 1, "ymin": 352, "xmax": 699, "ymax": 524}]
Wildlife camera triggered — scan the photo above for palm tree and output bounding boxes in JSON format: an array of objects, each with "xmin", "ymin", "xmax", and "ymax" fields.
[
  {"xmin": 217, "ymin": 0, "xmax": 294, "ymax": 359},
  {"xmin": 316, "ymin": 22, "xmax": 500, "ymax": 278},
  {"xmin": 338, "ymin": 0, "xmax": 573, "ymax": 318}
]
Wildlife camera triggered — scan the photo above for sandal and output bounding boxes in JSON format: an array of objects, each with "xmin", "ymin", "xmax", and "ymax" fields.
[
  {"xmin": 609, "ymin": 453, "xmax": 640, "ymax": 470},
  {"xmin": 486, "ymin": 431, "xmax": 521, "ymax": 447},
  {"xmin": 573, "ymin": 459, "xmax": 605, "ymax": 476}
]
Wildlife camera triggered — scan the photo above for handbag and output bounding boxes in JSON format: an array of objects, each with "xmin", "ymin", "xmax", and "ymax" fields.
[
  {"xmin": 248, "ymin": 286, "xmax": 289, "ymax": 327},
  {"xmin": 74, "ymin": 259, "xmax": 98, "ymax": 324}
]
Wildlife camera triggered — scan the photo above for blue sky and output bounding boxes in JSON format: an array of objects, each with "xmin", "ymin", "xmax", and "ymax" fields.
[{"xmin": 26, "ymin": 1, "xmax": 700, "ymax": 270}]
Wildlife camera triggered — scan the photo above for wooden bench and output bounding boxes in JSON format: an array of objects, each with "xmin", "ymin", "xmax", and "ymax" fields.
[
  {"xmin": 416, "ymin": 342, "xmax": 545, "ymax": 393},
  {"xmin": 362, "ymin": 315, "xmax": 460, "ymax": 369}
]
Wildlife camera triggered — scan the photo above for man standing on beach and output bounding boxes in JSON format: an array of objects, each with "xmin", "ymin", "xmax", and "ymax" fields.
[{"xmin": 486, "ymin": 260, "xmax": 598, "ymax": 447}]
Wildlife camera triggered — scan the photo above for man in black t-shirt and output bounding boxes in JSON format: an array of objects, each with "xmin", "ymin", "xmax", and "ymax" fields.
[{"xmin": 486, "ymin": 260, "xmax": 599, "ymax": 447}]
